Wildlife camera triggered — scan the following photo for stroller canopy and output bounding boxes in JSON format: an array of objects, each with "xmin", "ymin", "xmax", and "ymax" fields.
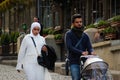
[{"xmin": 81, "ymin": 57, "xmax": 113, "ymax": 80}]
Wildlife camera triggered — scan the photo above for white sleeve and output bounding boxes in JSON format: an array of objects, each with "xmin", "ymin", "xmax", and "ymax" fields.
[
  {"xmin": 16, "ymin": 36, "xmax": 27, "ymax": 70},
  {"xmin": 43, "ymin": 37, "xmax": 46, "ymax": 45}
]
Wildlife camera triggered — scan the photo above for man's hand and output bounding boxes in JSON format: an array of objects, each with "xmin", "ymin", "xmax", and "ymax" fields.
[
  {"xmin": 91, "ymin": 51, "xmax": 96, "ymax": 55},
  {"xmin": 82, "ymin": 51, "xmax": 88, "ymax": 56}
]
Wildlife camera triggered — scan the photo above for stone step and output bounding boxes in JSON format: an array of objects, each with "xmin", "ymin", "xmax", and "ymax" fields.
[
  {"xmin": 0, "ymin": 60, "xmax": 17, "ymax": 67},
  {"xmin": 0, "ymin": 60, "xmax": 120, "ymax": 80},
  {"xmin": 110, "ymin": 70, "xmax": 120, "ymax": 80},
  {"xmin": 0, "ymin": 56, "xmax": 17, "ymax": 60},
  {"xmin": 55, "ymin": 62, "xmax": 120, "ymax": 80}
]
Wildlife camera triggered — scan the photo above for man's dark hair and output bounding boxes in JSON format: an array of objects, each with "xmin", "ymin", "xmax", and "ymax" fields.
[{"xmin": 71, "ymin": 14, "xmax": 82, "ymax": 23}]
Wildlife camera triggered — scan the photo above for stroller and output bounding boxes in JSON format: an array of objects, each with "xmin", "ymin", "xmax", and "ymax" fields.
[{"xmin": 80, "ymin": 55, "xmax": 113, "ymax": 80}]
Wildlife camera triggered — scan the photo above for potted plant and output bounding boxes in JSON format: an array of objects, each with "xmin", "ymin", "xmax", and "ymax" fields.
[
  {"xmin": 43, "ymin": 27, "xmax": 55, "ymax": 37},
  {"xmin": 0, "ymin": 37, "xmax": 2, "ymax": 55},
  {"xmin": 85, "ymin": 24, "xmax": 96, "ymax": 29},
  {"xmin": 9, "ymin": 32, "xmax": 19, "ymax": 54},
  {"xmin": 48, "ymin": 29, "xmax": 54, "ymax": 35},
  {"xmin": 10, "ymin": 32, "xmax": 19, "ymax": 43},
  {"xmin": 96, "ymin": 20, "xmax": 110, "ymax": 29},
  {"xmin": 102, "ymin": 27, "xmax": 117, "ymax": 40},
  {"xmin": 1, "ymin": 33, "xmax": 11, "ymax": 56},
  {"xmin": 42, "ymin": 28, "xmax": 49, "ymax": 37},
  {"xmin": 54, "ymin": 34, "xmax": 63, "ymax": 44},
  {"xmin": 111, "ymin": 15, "xmax": 120, "ymax": 27},
  {"xmin": 1, "ymin": 33, "xmax": 10, "ymax": 45}
]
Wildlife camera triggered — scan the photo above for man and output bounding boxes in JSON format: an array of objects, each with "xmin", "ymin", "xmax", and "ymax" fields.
[
  {"xmin": 65, "ymin": 14, "xmax": 95, "ymax": 80},
  {"xmin": 33, "ymin": 17, "xmax": 43, "ymax": 36},
  {"xmin": 33, "ymin": 17, "xmax": 39, "ymax": 22}
]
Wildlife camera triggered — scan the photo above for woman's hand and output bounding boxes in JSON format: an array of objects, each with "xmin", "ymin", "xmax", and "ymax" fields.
[
  {"xmin": 17, "ymin": 70, "xmax": 21, "ymax": 73},
  {"xmin": 42, "ymin": 46, "xmax": 48, "ymax": 52}
]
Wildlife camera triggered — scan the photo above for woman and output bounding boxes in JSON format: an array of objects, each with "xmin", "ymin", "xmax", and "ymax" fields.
[{"xmin": 16, "ymin": 22, "xmax": 51, "ymax": 80}]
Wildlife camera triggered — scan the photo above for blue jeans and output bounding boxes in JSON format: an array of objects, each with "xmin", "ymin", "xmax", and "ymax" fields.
[{"xmin": 70, "ymin": 64, "xmax": 81, "ymax": 80}]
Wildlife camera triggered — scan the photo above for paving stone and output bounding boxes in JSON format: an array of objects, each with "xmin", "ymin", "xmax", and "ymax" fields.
[{"xmin": 0, "ymin": 64, "xmax": 71, "ymax": 80}]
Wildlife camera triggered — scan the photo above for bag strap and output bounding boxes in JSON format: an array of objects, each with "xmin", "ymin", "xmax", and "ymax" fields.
[
  {"xmin": 64, "ymin": 31, "xmax": 84, "ymax": 58},
  {"xmin": 31, "ymin": 37, "xmax": 36, "ymax": 47},
  {"xmin": 69, "ymin": 30, "xmax": 84, "ymax": 48},
  {"xmin": 75, "ymin": 33, "xmax": 84, "ymax": 48},
  {"xmin": 31, "ymin": 37, "xmax": 40, "ymax": 56}
]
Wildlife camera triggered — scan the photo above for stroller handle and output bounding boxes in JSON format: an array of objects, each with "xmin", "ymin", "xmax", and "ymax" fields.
[
  {"xmin": 80, "ymin": 55, "xmax": 99, "ymax": 65},
  {"xmin": 80, "ymin": 55, "xmax": 99, "ymax": 59}
]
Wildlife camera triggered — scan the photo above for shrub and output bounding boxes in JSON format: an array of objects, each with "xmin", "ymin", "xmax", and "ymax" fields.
[
  {"xmin": 1, "ymin": 33, "xmax": 10, "ymax": 45},
  {"xmin": 112, "ymin": 15, "xmax": 120, "ymax": 22},
  {"xmin": 85, "ymin": 24, "xmax": 96, "ymax": 29},
  {"xmin": 10, "ymin": 32, "xmax": 19, "ymax": 43},
  {"xmin": 43, "ymin": 28, "xmax": 49, "ymax": 35},
  {"xmin": 97, "ymin": 20, "xmax": 109, "ymax": 27},
  {"xmin": 102, "ymin": 27, "xmax": 116, "ymax": 34},
  {"xmin": 48, "ymin": 29, "xmax": 54, "ymax": 34},
  {"xmin": 54, "ymin": 34, "xmax": 62, "ymax": 40}
]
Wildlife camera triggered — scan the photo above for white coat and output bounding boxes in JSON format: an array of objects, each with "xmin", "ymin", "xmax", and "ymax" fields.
[{"xmin": 16, "ymin": 22, "xmax": 52, "ymax": 80}]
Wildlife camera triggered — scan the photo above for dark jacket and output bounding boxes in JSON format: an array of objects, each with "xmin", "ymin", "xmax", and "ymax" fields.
[
  {"xmin": 65, "ymin": 30, "xmax": 94, "ymax": 65},
  {"xmin": 41, "ymin": 45, "xmax": 57, "ymax": 71}
]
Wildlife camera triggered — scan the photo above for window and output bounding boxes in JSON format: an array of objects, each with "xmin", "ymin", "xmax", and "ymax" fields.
[{"xmin": 37, "ymin": 0, "xmax": 53, "ymax": 28}]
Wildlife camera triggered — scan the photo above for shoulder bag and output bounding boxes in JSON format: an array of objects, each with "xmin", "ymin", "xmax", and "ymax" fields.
[{"xmin": 31, "ymin": 37, "xmax": 46, "ymax": 67}]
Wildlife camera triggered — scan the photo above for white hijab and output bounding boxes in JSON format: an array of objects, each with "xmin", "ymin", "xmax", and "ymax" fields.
[{"xmin": 30, "ymin": 22, "xmax": 41, "ymax": 37}]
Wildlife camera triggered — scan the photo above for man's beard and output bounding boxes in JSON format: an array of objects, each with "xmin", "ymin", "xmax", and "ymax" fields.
[{"xmin": 72, "ymin": 27, "xmax": 84, "ymax": 38}]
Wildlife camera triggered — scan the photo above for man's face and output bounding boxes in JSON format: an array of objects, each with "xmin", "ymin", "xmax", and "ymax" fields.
[
  {"xmin": 72, "ymin": 18, "xmax": 83, "ymax": 28},
  {"xmin": 34, "ymin": 17, "xmax": 38, "ymax": 22}
]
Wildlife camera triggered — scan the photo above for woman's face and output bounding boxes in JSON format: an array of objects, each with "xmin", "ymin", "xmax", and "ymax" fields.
[{"xmin": 32, "ymin": 26, "xmax": 40, "ymax": 36}]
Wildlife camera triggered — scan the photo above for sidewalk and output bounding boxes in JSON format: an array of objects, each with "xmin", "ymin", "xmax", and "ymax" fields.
[{"xmin": 0, "ymin": 64, "xmax": 72, "ymax": 80}]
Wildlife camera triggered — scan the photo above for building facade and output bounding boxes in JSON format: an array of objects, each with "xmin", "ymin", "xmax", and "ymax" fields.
[
  {"xmin": 36, "ymin": 0, "xmax": 120, "ymax": 29},
  {"xmin": 0, "ymin": 0, "xmax": 120, "ymax": 33}
]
